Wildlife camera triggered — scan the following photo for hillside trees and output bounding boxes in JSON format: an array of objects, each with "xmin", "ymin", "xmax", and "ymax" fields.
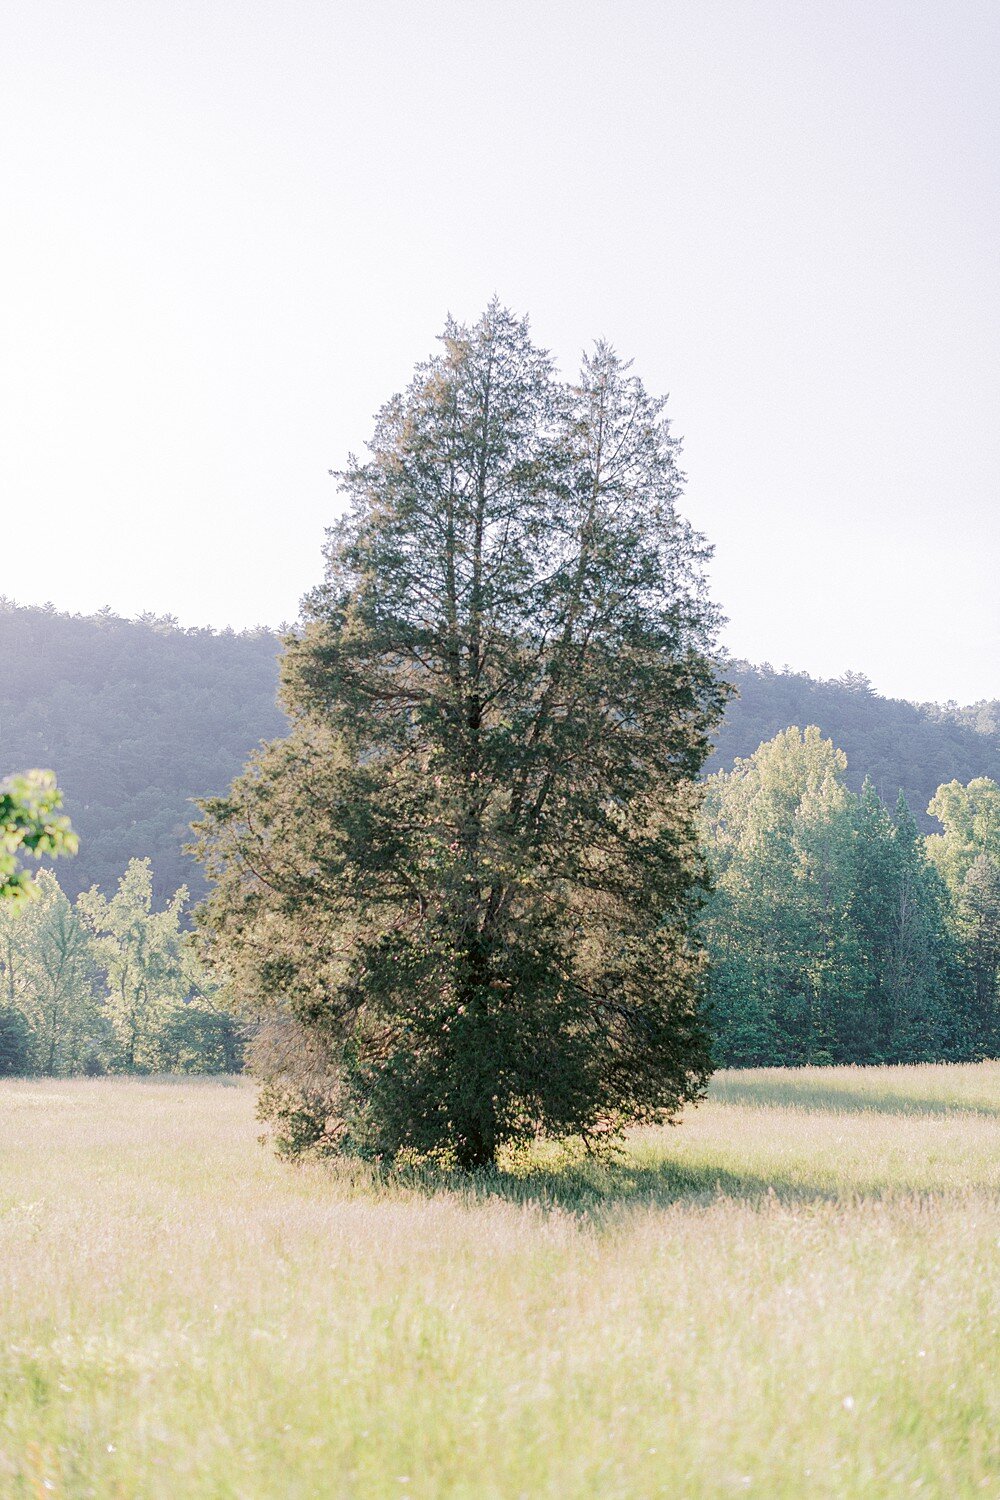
[
  {"xmin": 708, "ymin": 662, "xmax": 1000, "ymax": 828},
  {"xmin": 701, "ymin": 729, "xmax": 963, "ymax": 1066},
  {"xmin": 195, "ymin": 303, "xmax": 729, "ymax": 1166},
  {"xmin": 0, "ymin": 601, "xmax": 286, "ymax": 901},
  {"xmin": 2, "ymin": 600, "xmax": 998, "ymax": 900}
]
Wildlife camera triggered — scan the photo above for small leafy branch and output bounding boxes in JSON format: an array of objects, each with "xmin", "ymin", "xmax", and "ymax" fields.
[{"xmin": 0, "ymin": 770, "xmax": 78, "ymax": 902}]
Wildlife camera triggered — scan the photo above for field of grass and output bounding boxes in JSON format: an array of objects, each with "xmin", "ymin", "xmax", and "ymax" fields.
[{"xmin": 2, "ymin": 1064, "xmax": 999, "ymax": 1498}]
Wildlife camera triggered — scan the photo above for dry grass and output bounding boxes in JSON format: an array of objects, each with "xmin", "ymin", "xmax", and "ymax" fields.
[{"xmin": 1, "ymin": 1065, "xmax": 999, "ymax": 1497}]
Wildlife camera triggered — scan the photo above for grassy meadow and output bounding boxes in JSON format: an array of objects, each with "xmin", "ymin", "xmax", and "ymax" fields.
[{"xmin": 2, "ymin": 1065, "xmax": 999, "ymax": 1498}]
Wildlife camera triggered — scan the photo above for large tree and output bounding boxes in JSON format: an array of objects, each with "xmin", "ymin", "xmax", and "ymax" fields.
[{"xmin": 195, "ymin": 304, "xmax": 728, "ymax": 1167}]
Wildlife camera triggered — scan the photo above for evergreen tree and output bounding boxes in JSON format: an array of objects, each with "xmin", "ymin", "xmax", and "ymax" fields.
[
  {"xmin": 880, "ymin": 793, "xmax": 956, "ymax": 1060},
  {"xmin": 0, "ymin": 1005, "xmax": 31, "ymax": 1076},
  {"xmin": 195, "ymin": 303, "xmax": 728, "ymax": 1166},
  {"xmin": 847, "ymin": 779, "xmax": 898, "ymax": 1062}
]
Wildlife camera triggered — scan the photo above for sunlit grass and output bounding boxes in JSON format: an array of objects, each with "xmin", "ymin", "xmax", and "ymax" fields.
[
  {"xmin": 2, "ymin": 1065, "xmax": 999, "ymax": 1497},
  {"xmin": 710, "ymin": 1058, "xmax": 1000, "ymax": 1117}
]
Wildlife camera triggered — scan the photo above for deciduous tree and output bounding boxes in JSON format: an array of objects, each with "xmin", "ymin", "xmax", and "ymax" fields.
[
  {"xmin": 700, "ymin": 726, "xmax": 862, "ymax": 1064},
  {"xmin": 0, "ymin": 871, "xmax": 106, "ymax": 1074},
  {"xmin": 78, "ymin": 858, "xmax": 188, "ymax": 1071},
  {"xmin": 926, "ymin": 777, "xmax": 1000, "ymax": 893}
]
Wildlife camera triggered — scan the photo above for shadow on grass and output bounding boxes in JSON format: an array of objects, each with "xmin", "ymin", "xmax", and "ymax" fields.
[
  {"xmin": 708, "ymin": 1080, "xmax": 1000, "ymax": 1120},
  {"xmin": 393, "ymin": 1151, "xmax": 920, "ymax": 1218}
]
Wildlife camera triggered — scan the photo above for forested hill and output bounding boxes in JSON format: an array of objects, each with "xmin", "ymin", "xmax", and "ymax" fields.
[
  {"xmin": 708, "ymin": 661, "xmax": 1000, "ymax": 822},
  {"xmin": 0, "ymin": 601, "xmax": 286, "ymax": 900},
  {"xmin": 2, "ymin": 600, "xmax": 997, "ymax": 900}
]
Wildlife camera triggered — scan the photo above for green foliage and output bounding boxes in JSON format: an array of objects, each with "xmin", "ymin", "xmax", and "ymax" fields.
[
  {"xmin": 857, "ymin": 790, "xmax": 958, "ymax": 1061},
  {"xmin": 920, "ymin": 778, "xmax": 1000, "ymax": 1052},
  {"xmin": 0, "ymin": 770, "xmax": 77, "ymax": 902},
  {"xmin": 956, "ymin": 854, "xmax": 1000, "ymax": 1050},
  {"xmin": 77, "ymin": 859, "xmax": 190, "ymax": 1071},
  {"xmin": 0, "ymin": 858, "xmax": 247, "ymax": 1076},
  {"xmin": 0, "ymin": 872, "xmax": 109, "ymax": 1074},
  {"xmin": 196, "ymin": 303, "xmax": 728, "ymax": 1166},
  {"xmin": 0, "ymin": 1004, "xmax": 32, "ymax": 1076},
  {"xmin": 709, "ymin": 662, "xmax": 1000, "ymax": 832},
  {"xmin": 925, "ymin": 777, "xmax": 1000, "ymax": 894},
  {"xmin": 701, "ymin": 729, "xmax": 965, "ymax": 1066},
  {"xmin": 152, "ymin": 1003, "xmax": 244, "ymax": 1074},
  {"xmin": 701, "ymin": 727, "xmax": 863, "ymax": 1064}
]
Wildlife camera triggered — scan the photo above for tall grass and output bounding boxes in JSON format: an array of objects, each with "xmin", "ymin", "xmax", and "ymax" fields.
[{"xmin": 2, "ymin": 1066, "xmax": 998, "ymax": 1497}]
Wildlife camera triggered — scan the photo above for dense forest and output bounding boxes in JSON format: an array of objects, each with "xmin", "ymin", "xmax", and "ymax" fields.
[
  {"xmin": 0, "ymin": 859, "xmax": 240, "ymax": 1077},
  {"xmin": 702, "ymin": 728, "xmax": 1000, "ymax": 1067},
  {"xmin": 0, "ymin": 600, "xmax": 286, "ymax": 899},
  {"xmin": 708, "ymin": 661, "xmax": 1000, "ymax": 820},
  {"xmin": 2, "ymin": 599, "xmax": 998, "ymax": 902}
]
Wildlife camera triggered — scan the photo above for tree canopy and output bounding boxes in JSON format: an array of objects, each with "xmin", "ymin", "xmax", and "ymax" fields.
[
  {"xmin": 0, "ymin": 858, "xmax": 243, "ymax": 1077},
  {"xmin": 709, "ymin": 662, "xmax": 1000, "ymax": 828},
  {"xmin": 700, "ymin": 730, "xmax": 988, "ymax": 1067}
]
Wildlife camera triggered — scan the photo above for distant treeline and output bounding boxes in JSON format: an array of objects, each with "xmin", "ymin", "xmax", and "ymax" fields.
[
  {"xmin": 1, "ymin": 599, "xmax": 998, "ymax": 904},
  {"xmin": 709, "ymin": 661, "xmax": 1000, "ymax": 827},
  {"xmin": 702, "ymin": 730, "xmax": 1000, "ymax": 1068},
  {"xmin": 0, "ymin": 859, "xmax": 242, "ymax": 1077}
]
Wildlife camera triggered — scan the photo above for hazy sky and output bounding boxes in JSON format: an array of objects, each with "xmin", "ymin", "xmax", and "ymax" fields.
[{"xmin": 3, "ymin": 0, "xmax": 997, "ymax": 703}]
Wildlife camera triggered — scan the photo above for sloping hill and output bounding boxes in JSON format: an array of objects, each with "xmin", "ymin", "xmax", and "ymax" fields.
[
  {"xmin": 2, "ymin": 601, "xmax": 997, "ymax": 898},
  {"xmin": 710, "ymin": 661, "xmax": 1000, "ymax": 826},
  {"xmin": 0, "ymin": 601, "xmax": 285, "ymax": 900}
]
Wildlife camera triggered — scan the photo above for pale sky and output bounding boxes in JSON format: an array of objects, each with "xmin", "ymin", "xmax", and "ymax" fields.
[{"xmin": 2, "ymin": 0, "xmax": 997, "ymax": 704}]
